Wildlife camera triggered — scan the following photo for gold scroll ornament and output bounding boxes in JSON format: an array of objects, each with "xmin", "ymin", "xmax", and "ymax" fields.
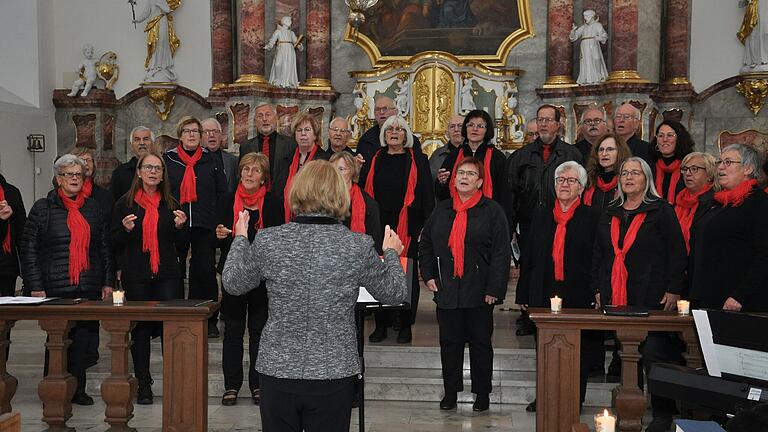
[
  {"xmin": 412, "ymin": 64, "xmax": 455, "ymax": 142},
  {"xmin": 736, "ymin": 78, "xmax": 768, "ymax": 115}
]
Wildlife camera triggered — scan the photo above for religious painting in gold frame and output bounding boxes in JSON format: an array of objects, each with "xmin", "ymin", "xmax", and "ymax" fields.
[{"xmin": 345, "ymin": 0, "xmax": 534, "ymax": 67}]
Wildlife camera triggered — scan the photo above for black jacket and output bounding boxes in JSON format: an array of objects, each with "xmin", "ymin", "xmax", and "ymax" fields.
[
  {"xmin": 652, "ymin": 156, "xmax": 686, "ymax": 204},
  {"xmin": 591, "ymin": 199, "xmax": 687, "ymax": 309},
  {"xmin": 209, "ymin": 149, "xmax": 240, "ymax": 194},
  {"xmin": 419, "ymin": 197, "xmax": 511, "ymax": 309},
  {"xmin": 688, "ymin": 188, "xmax": 768, "ymax": 311},
  {"xmin": 164, "ymin": 147, "xmax": 228, "ymax": 230},
  {"xmin": 90, "ymin": 182, "xmax": 115, "ymax": 221},
  {"xmin": 435, "ymin": 142, "xmax": 508, "ymax": 206},
  {"xmin": 356, "ymin": 124, "xmax": 422, "ymax": 164},
  {"xmin": 0, "ymin": 175, "xmax": 26, "ymax": 278},
  {"xmin": 517, "ymin": 203, "xmax": 597, "ymax": 308},
  {"xmin": 112, "ymin": 195, "xmax": 189, "ymax": 282},
  {"xmin": 583, "ymin": 171, "xmax": 619, "ymax": 220},
  {"xmin": 626, "ymin": 135, "xmax": 653, "ymax": 167},
  {"xmin": 343, "ymin": 189, "xmax": 383, "ymax": 254},
  {"xmin": 240, "ymin": 132, "xmax": 297, "ymax": 201},
  {"xmin": 20, "ymin": 190, "xmax": 114, "ymax": 297},
  {"xmin": 575, "ymin": 138, "xmax": 593, "ymax": 162},
  {"xmin": 505, "ymin": 136, "xmax": 583, "ymax": 228},
  {"xmin": 110, "ymin": 157, "xmax": 138, "ymax": 201}
]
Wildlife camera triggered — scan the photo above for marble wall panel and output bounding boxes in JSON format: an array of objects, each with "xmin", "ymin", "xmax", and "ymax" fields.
[
  {"xmin": 230, "ymin": 103, "xmax": 251, "ymax": 146},
  {"xmin": 103, "ymin": 114, "xmax": 114, "ymax": 150},
  {"xmin": 73, "ymin": 114, "xmax": 96, "ymax": 149},
  {"xmin": 239, "ymin": 0, "xmax": 266, "ymax": 76},
  {"xmin": 211, "ymin": 0, "xmax": 234, "ymax": 84},
  {"xmin": 637, "ymin": 0, "xmax": 661, "ymax": 82}
]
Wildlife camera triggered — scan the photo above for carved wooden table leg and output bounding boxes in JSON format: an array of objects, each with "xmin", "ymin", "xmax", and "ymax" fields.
[
  {"xmin": 101, "ymin": 320, "xmax": 137, "ymax": 432},
  {"xmin": 163, "ymin": 320, "xmax": 208, "ymax": 432},
  {"xmin": 535, "ymin": 327, "xmax": 581, "ymax": 432},
  {"xmin": 0, "ymin": 320, "xmax": 17, "ymax": 415},
  {"xmin": 38, "ymin": 319, "xmax": 75, "ymax": 432},
  {"xmin": 680, "ymin": 327, "xmax": 703, "ymax": 369},
  {"xmin": 612, "ymin": 329, "xmax": 648, "ymax": 432}
]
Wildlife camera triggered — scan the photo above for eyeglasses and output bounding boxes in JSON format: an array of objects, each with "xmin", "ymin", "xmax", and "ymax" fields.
[
  {"xmin": 614, "ymin": 114, "xmax": 636, "ymax": 120},
  {"xmin": 386, "ymin": 127, "xmax": 405, "ymax": 133},
  {"xmin": 181, "ymin": 128, "xmax": 200, "ymax": 136},
  {"xmin": 555, "ymin": 177, "xmax": 580, "ymax": 185},
  {"xmin": 296, "ymin": 127, "xmax": 314, "ymax": 134},
  {"xmin": 680, "ymin": 165, "xmax": 706, "ymax": 175},
  {"xmin": 582, "ymin": 119, "xmax": 604, "ymax": 126},
  {"xmin": 58, "ymin": 172, "xmax": 83, "ymax": 179},
  {"xmin": 466, "ymin": 122, "xmax": 487, "ymax": 130},
  {"xmin": 202, "ymin": 129, "xmax": 220, "ymax": 136},
  {"xmin": 456, "ymin": 169, "xmax": 479, "ymax": 178},
  {"xmin": 329, "ymin": 127, "xmax": 350, "ymax": 134},
  {"xmin": 374, "ymin": 106, "xmax": 395, "ymax": 113},
  {"xmin": 716, "ymin": 159, "xmax": 743, "ymax": 167},
  {"xmin": 241, "ymin": 166, "xmax": 263, "ymax": 174},
  {"xmin": 447, "ymin": 124, "xmax": 463, "ymax": 130},
  {"xmin": 526, "ymin": 131, "xmax": 539, "ymax": 137},
  {"xmin": 141, "ymin": 164, "xmax": 163, "ymax": 172},
  {"xmin": 78, "ymin": 157, "xmax": 93, "ymax": 163},
  {"xmin": 536, "ymin": 117, "xmax": 556, "ymax": 124},
  {"xmin": 598, "ymin": 147, "xmax": 617, "ymax": 153},
  {"xmin": 620, "ymin": 170, "xmax": 644, "ymax": 178},
  {"xmin": 656, "ymin": 132, "xmax": 677, "ymax": 140}
]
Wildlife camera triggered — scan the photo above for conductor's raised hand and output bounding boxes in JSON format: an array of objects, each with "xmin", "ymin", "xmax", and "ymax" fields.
[
  {"xmin": 382, "ymin": 225, "xmax": 404, "ymax": 255},
  {"xmin": 122, "ymin": 214, "xmax": 138, "ymax": 232},
  {"xmin": 173, "ymin": 210, "xmax": 187, "ymax": 228},
  {"xmin": 234, "ymin": 210, "xmax": 250, "ymax": 238}
]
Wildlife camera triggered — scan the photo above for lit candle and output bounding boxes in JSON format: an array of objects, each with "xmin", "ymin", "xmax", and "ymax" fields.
[
  {"xmin": 677, "ymin": 299, "xmax": 690, "ymax": 315},
  {"xmin": 113, "ymin": 290, "xmax": 124, "ymax": 306},
  {"xmin": 550, "ymin": 295, "xmax": 562, "ymax": 313},
  {"xmin": 594, "ymin": 409, "xmax": 616, "ymax": 432}
]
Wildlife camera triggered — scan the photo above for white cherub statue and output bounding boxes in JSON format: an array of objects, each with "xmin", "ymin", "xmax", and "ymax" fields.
[
  {"xmin": 67, "ymin": 44, "xmax": 99, "ymax": 97},
  {"xmin": 265, "ymin": 16, "xmax": 304, "ymax": 88}
]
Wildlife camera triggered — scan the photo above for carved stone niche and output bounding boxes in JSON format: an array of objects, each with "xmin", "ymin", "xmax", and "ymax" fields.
[{"xmin": 349, "ymin": 53, "xmax": 525, "ymax": 156}]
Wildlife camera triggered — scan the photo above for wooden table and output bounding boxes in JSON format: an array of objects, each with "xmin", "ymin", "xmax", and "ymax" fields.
[
  {"xmin": 529, "ymin": 308, "xmax": 702, "ymax": 432},
  {"xmin": 0, "ymin": 300, "xmax": 218, "ymax": 432}
]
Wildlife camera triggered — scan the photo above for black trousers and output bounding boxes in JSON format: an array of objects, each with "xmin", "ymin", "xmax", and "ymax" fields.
[
  {"xmin": 44, "ymin": 321, "xmax": 100, "ymax": 395},
  {"xmin": 123, "ymin": 277, "xmax": 179, "ymax": 385},
  {"xmin": 221, "ymin": 286, "xmax": 268, "ymax": 392},
  {"xmin": 436, "ymin": 304, "xmax": 495, "ymax": 395},
  {"xmin": 179, "ymin": 227, "xmax": 219, "ymax": 325},
  {"xmin": 640, "ymin": 331, "xmax": 685, "ymax": 418},
  {"xmin": 259, "ymin": 374, "xmax": 355, "ymax": 432},
  {"xmin": 373, "ymin": 260, "xmax": 420, "ymax": 329},
  {"xmin": 0, "ymin": 277, "xmax": 16, "ymax": 359}
]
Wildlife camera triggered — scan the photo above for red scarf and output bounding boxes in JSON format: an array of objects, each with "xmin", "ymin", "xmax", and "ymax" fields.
[
  {"xmin": 0, "ymin": 185, "xmax": 11, "ymax": 253},
  {"xmin": 261, "ymin": 135, "xmax": 270, "ymax": 161},
  {"xmin": 234, "ymin": 182, "xmax": 266, "ymax": 233},
  {"xmin": 714, "ymin": 179, "xmax": 758, "ymax": 207},
  {"xmin": 364, "ymin": 149, "xmax": 418, "ymax": 256},
  {"xmin": 609, "ymin": 212, "xmax": 647, "ymax": 306},
  {"xmin": 349, "ymin": 184, "xmax": 367, "ymax": 234},
  {"xmin": 134, "ymin": 189, "xmax": 161, "ymax": 274},
  {"xmin": 57, "ymin": 188, "xmax": 91, "ymax": 285},
  {"xmin": 448, "ymin": 190, "xmax": 483, "ymax": 278},
  {"xmin": 674, "ymin": 185, "xmax": 712, "ymax": 253},
  {"xmin": 176, "ymin": 145, "xmax": 203, "ymax": 204},
  {"xmin": 448, "ymin": 146, "xmax": 494, "ymax": 199},
  {"xmin": 583, "ymin": 176, "xmax": 618, "ymax": 206},
  {"xmin": 542, "ymin": 143, "xmax": 551, "ymax": 162},
  {"xmin": 82, "ymin": 178, "xmax": 93, "ymax": 198},
  {"xmin": 551, "ymin": 199, "xmax": 580, "ymax": 281},
  {"xmin": 655, "ymin": 159, "xmax": 681, "ymax": 204},
  {"xmin": 283, "ymin": 145, "xmax": 319, "ymax": 222}
]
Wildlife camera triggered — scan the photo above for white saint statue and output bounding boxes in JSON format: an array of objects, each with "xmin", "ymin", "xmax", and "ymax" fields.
[
  {"xmin": 67, "ymin": 44, "xmax": 99, "ymax": 97},
  {"xmin": 395, "ymin": 79, "xmax": 411, "ymax": 117},
  {"xmin": 130, "ymin": 0, "xmax": 181, "ymax": 83},
  {"xmin": 460, "ymin": 78, "xmax": 476, "ymax": 114},
  {"xmin": 265, "ymin": 16, "xmax": 304, "ymax": 88},
  {"xmin": 738, "ymin": 0, "xmax": 768, "ymax": 72},
  {"xmin": 569, "ymin": 10, "xmax": 609, "ymax": 85}
]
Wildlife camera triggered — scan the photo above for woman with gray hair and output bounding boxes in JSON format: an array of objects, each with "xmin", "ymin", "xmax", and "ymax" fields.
[
  {"xmin": 590, "ymin": 156, "xmax": 687, "ymax": 432},
  {"xmin": 516, "ymin": 161, "xmax": 600, "ymax": 409},
  {"xmin": 688, "ymin": 143, "xmax": 768, "ymax": 312},
  {"xmin": 359, "ymin": 115, "xmax": 434, "ymax": 344},
  {"xmin": 20, "ymin": 154, "xmax": 114, "ymax": 406}
]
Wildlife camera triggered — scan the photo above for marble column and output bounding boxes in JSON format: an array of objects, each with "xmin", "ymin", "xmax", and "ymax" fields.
[
  {"xmin": 304, "ymin": 0, "xmax": 332, "ymax": 89},
  {"xmin": 663, "ymin": 0, "xmax": 690, "ymax": 85},
  {"xmin": 211, "ymin": 0, "xmax": 234, "ymax": 87},
  {"xmin": 236, "ymin": 0, "xmax": 268, "ymax": 84},
  {"xmin": 544, "ymin": 0, "xmax": 577, "ymax": 87},
  {"xmin": 608, "ymin": 0, "xmax": 645, "ymax": 82}
]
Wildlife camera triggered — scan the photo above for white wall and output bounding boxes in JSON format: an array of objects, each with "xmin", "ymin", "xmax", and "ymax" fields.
[
  {"xmin": 53, "ymin": 0, "xmax": 212, "ymax": 99},
  {"xmin": 690, "ymin": 0, "xmax": 744, "ymax": 92}
]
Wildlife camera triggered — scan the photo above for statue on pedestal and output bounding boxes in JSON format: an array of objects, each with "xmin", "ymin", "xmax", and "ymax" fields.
[
  {"xmin": 67, "ymin": 44, "xmax": 99, "ymax": 97},
  {"xmin": 265, "ymin": 16, "xmax": 304, "ymax": 88},
  {"xmin": 738, "ymin": 0, "xmax": 768, "ymax": 72},
  {"xmin": 569, "ymin": 10, "xmax": 608, "ymax": 85},
  {"xmin": 130, "ymin": 0, "xmax": 181, "ymax": 83},
  {"xmin": 459, "ymin": 76, "xmax": 476, "ymax": 115},
  {"xmin": 395, "ymin": 78, "xmax": 411, "ymax": 117}
]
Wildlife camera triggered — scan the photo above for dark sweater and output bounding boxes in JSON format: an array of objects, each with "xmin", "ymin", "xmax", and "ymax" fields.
[{"xmin": 0, "ymin": 175, "xmax": 26, "ymax": 278}]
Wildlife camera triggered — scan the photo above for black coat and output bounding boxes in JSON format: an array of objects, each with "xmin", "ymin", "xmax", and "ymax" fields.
[
  {"xmin": 112, "ymin": 195, "xmax": 189, "ymax": 282},
  {"xmin": 626, "ymin": 135, "xmax": 653, "ymax": 167},
  {"xmin": 90, "ymin": 182, "xmax": 115, "ymax": 221},
  {"xmin": 164, "ymin": 147, "xmax": 228, "ymax": 230},
  {"xmin": 688, "ymin": 188, "xmax": 768, "ymax": 311},
  {"xmin": 583, "ymin": 172, "xmax": 619, "ymax": 220},
  {"xmin": 575, "ymin": 138, "xmax": 593, "ymax": 162},
  {"xmin": 419, "ymin": 197, "xmax": 511, "ymax": 309},
  {"xmin": 435, "ymin": 142, "xmax": 508, "ymax": 206},
  {"xmin": 591, "ymin": 199, "xmax": 687, "ymax": 309},
  {"xmin": 505, "ymin": 136, "xmax": 583, "ymax": 229},
  {"xmin": 0, "ymin": 175, "xmax": 26, "ymax": 278},
  {"xmin": 516, "ymin": 204, "xmax": 597, "ymax": 308},
  {"xmin": 356, "ymin": 124, "xmax": 422, "ymax": 164},
  {"xmin": 240, "ymin": 132, "xmax": 297, "ymax": 201},
  {"xmin": 110, "ymin": 157, "xmax": 138, "ymax": 201},
  {"xmin": 342, "ymin": 189, "xmax": 383, "ymax": 254},
  {"xmin": 20, "ymin": 190, "xmax": 114, "ymax": 297}
]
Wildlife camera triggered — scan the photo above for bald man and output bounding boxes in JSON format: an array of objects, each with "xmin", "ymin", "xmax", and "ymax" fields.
[{"xmin": 356, "ymin": 96, "xmax": 422, "ymax": 163}]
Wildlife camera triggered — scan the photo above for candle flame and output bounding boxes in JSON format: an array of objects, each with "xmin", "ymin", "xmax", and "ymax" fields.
[{"xmin": 603, "ymin": 409, "xmax": 609, "ymax": 416}]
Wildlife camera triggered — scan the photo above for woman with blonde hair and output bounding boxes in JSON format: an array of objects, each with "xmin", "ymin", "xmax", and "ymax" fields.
[
  {"xmin": 330, "ymin": 151, "xmax": 382, "ymax": 251},
  {"xmin": 674, "ymin": 152, "xmax": 719, "ymax": 253}
]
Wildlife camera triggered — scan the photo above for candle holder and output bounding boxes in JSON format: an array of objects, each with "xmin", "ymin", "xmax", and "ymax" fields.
[
  {"xmin": 112, "ymin": 290, "xmax": 125, "ymax": 306},
  {"xmin": 594, "ymin": 409, "xmax": 616, "ymax": 432},
  {"xmin": 550, "ymin": 295, "xmax": 562, "ymax": 313},
  {"xmin": 677, "ymin": 299, "xmax": 690, "ymax": 316}
]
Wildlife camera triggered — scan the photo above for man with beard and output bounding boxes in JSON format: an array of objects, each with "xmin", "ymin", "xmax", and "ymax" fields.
[
  {"xmin": 575, "ymin": 107, "xmax": 609, "ymax": 161},
  {"xmin": 111, "ymin": 126, "xmax": 154, "ymax": 200}
]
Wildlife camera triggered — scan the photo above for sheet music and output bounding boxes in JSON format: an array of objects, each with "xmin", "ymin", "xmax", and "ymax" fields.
[
  {"xmin": 693, "ymin": 309, "xmax": 721, "ymax": 377},
  {"xmin": 0, "ymin": 296, "xmax": 53, "ymax": 305},
  {"xmin": 694, "ymin": 309, "xmax": 768, "ymax": 382}
]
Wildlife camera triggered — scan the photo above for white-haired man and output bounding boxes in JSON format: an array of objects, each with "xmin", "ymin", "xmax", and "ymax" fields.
[
  {"xmin": 614, "ymin": 103, "xmax": 652, "ymax": 166},
  {"xmin": 111, "ymin": 126, "xmax": 155, "ymax": 200},
  {"xmin": 202, "ymin": 118, "xmax": 239, "ymax": 193}
]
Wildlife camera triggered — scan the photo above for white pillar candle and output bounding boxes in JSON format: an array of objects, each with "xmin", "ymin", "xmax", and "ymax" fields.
[
  {"xmin": 594, "ymin": 409, "xmax": 616, "ymax": 432},
  {"xmin": 550, "ymin": 295, "xmax": 562, "ymax": 313},
  {"xmin": 677, "ymin": 299, "xmax": 690, "ymax": 315},
  {"xmin": 113, "ymin": 290, "xmax": 124, "ymax": 306}
]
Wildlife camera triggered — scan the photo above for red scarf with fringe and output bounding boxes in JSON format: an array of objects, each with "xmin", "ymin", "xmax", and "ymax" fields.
[
  {"xmin": 610, "ymin": 212, "xmax": 647, "ymax": 306},
  {"xmin": 448, "ymin": 190, "xmax": 483, "ymax": 278},
  {"xmin": 176, "ymin": 145, "xmax": 202, "ymax": 204},
  {"xmin": 0, "ymin": 185, "xmax": 11, "ymax": 253},
  {"xmin": 714, "ymin": 179, "xmax": 758, "ymax": 207},
  {"xmin": 674, "ymin": 185, "xmax": 712, "ymax": 252},
  {"xmin": 234, "ymin": 182, "xmax": 266, "ymax": 233},
  {"xmin": 283, "ymin": 145, "xmax": 319, "ymax": 222},
  {"xmin": 552, "ymin": 199, "xmax": 580, "ymax": 281},
  {"xmin": 364, "ymin": 149, "xmax": 418, "ymax": 256},
  {"xmin": 58, "ymin": 188, "xmax": 91, "ymax": 285},
  {"xmin": 449, "ymin": 146, "xmax": 494, "ymax": 199},
  {"xmin": 134, "ymin": 188, "xmax": 161, "ymax": 274},
  {"xmin": 583, "ymin": 176, "xmax": 618, "ymax": 206},
  {"xmin": 655, "ymin": 159, "xmax": 681, "ymax": 204},
  {"xmin": 349, "ymin": 183, "xmax": 366, "ymax": 234}
]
